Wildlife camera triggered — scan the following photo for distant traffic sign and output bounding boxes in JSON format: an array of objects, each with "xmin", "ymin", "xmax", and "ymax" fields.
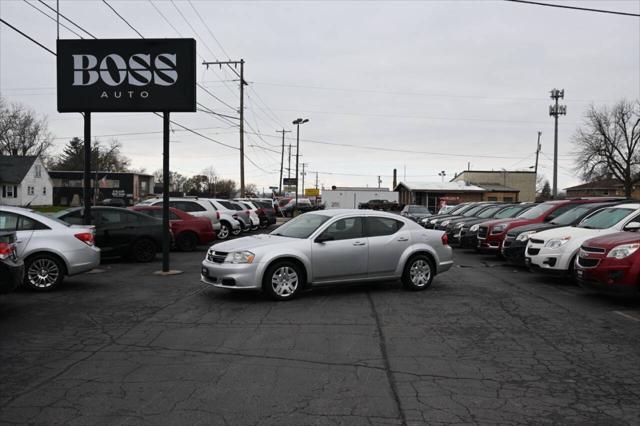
[{"xmin": 305, "ymin": 188, "xmax": 320, "ymax": 196}]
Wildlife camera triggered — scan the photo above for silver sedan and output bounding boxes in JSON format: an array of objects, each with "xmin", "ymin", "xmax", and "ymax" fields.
[{"xmin": 201, "ymin": 209, "xmax": 453, "ymax": 300}]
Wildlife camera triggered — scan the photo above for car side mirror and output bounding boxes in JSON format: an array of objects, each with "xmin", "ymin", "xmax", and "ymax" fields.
[
  {"xmin": 624, "ymin": 222, "xmax": 640, "ymax": 232},
  {"xmin": 315, "ymin": 235, "xmax": 334, "ymax": 243}
]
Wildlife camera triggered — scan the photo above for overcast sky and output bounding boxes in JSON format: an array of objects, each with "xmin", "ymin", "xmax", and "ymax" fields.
[{"xmin": 1, "ymin": 0, "xmax": 639, "ymax": 192}]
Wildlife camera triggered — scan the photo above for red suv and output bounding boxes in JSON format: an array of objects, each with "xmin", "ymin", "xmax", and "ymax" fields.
[
  {"xmin": 575, "ymin": 231, "xmax": 640, "ymax": 295},
  {"xmin": 131, "ymin": 206, "xmax": 216, "ymax": 251},
  {"xmin": 476, "ymin": 199, "xmax": 616, "ymax": 254}
]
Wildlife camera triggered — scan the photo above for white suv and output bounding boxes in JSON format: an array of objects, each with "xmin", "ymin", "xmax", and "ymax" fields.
[
  {"xmin": 525, "ymin": 203, "xmax": 640, "ymax": 273},
  {"xmin": 200, "ymin": 199, "xmax": 244, "ymax": 240}
]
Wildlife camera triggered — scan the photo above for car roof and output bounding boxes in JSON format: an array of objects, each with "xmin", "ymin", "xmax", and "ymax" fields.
[
  {"xmin": 607, "ymin": 203, "xmax": 640, "ymax": 209},
  {"xmin": 307, "ymin": 209, "xmax": 403, "ymax": 219}
]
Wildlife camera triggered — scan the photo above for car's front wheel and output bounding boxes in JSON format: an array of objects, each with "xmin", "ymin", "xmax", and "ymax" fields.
[
  {"xmin": 23, "ymin": 254, "xmax": 64, "ymax": 291},
  {"xmin": 263, "ymin": 261, "xmax": 303, "ymax": 301},
  {"xmin": 402, "ymin": 255, "xmax": 434, "ymax": 291},
  {"xmin": 131, "ymin": 238, "xmax": 157, "ymax": 262},
  {"xmin": 217, "ymin": 222, "xmax": 231, "ymax": 240}
]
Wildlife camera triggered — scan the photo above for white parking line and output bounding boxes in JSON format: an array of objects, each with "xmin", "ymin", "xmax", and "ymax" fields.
[{"xmin": 613, "ymin": 311, "xmax": 640, "ymax": 322}]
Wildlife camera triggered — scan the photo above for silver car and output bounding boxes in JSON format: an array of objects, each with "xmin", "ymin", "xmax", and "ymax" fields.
[
  {"xmin": 201, "ymin": 209, "xmax": 453, "ymax": 300},
  {"xmin": 0, "ymin": 206, "xmax": 100, "ymax": 291}
]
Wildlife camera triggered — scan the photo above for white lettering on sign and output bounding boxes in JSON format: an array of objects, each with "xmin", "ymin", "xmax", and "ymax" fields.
[{"xmin": 72, "ymin": 53, "xmax": 178, "ymax": 87}]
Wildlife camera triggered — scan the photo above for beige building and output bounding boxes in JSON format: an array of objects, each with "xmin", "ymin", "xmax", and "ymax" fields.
[{"xmin": 451, "ymin": 170, "xmax": 537, "ymax": 202}]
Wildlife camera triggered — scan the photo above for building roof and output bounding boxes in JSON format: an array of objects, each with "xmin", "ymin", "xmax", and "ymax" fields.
[
  {"xmin": 0, "ymin": 156, "xmax": 37, "ymax": 184},
  {"xmin": 476, "ymin": 184, "xmax": 520, "ymax": 193},
  {"xmin": 454, "ymin": 170, "xmax": 536, "ymax": 176},
  {"xmin": 327, "ymin": 187, "xmax": 391, "ymax": 192},
  {"xmin": 395, "ymin": 181, "xmax": 486, "ymax": 192},
  {"xmin": 48, "ymin": 170, "xmax": 153, "ymax": 178},
  {"xmin": 564, "ymin": 179, "xmax": 623, "ymax": 191}
]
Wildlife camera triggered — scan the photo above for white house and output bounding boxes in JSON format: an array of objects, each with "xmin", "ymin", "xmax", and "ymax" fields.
[{"xmin": 0, "ymin": 156, "xmax": 53, "ymax": 206}]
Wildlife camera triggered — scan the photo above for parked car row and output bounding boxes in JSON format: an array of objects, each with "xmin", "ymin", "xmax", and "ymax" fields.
[
  {"xmin": 419, "ymin": 198, "xmax": 640, "ymax": 295},
  {"xmin": 0, "ymin": 197, "xmax": 280, "ymax": 292}
]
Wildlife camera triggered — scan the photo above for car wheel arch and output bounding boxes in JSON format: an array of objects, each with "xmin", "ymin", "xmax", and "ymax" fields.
[
  {"xmin": 260, "ymin": 255, "xmax": 310, "ymax": 288},
  {"xmin": 24, "ymin": 250, "xmax": 69, "ymax": 276},
  {"xmin": 399, "ymin": 247, "xmax": 439, "ymax": 276}
]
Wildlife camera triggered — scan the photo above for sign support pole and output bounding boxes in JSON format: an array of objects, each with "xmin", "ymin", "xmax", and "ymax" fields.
[
  {"xmin": 83, "ymin": 112, "xmax": 91, "ymax": 226},
  {"xmin": 162, "ymin": 111, "xmax": 170, "ymax": 273}
]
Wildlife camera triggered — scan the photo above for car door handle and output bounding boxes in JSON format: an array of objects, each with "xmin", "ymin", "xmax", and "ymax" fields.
[
  {"xmin": 353, "ymin": 241, "xmax": 366, "ymax": 246},
  {"xmin": 397, "ymin": 237, "xmax": 409, "ymax": 242}
]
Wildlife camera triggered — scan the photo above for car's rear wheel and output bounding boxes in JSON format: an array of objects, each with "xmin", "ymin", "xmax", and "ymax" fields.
[
  {"xmin": 263, "ymin": 261, "xmax": 303, "ymax": 301},
  {"xmin": 217, "ymin": 222, "xmax": 231, "ymax": 240},
  {"xmin": 232, "ymin": 225, "xmax": 242, "ymax": 236},
  {"xmin": 402, "ymin": 255, "xmax": 434, "ymax": 291},
  {"xmin": 176, "ymin": 232, "xmax": 198, "ymax": 251},
  {"xmin": 131, "ymin": 238, "xmax": 156, "ymax": 262},
  {"xmin": 23, "ymin": 254, "xmax": 64, "ymax": 291}
]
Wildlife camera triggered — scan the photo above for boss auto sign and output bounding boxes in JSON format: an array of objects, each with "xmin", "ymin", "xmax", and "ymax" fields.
[{"xmin": 57, "ymin": 39, "xmax": 196, "ymax": 112}]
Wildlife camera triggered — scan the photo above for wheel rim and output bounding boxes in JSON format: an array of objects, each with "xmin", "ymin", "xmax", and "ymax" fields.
[
  {"xmin": 271, "ymin": 266, "xmax": 298, "ymax": 297},
  {"xmin": 218, "ymin": 225, "xmax": 229, "ymax": 239},
  {"xmin": 137, "ymin": 241, "xmax": 155, "ymax": 260},
  {"xmin": 409, "ymin": 259, "xmax": 431, "ymax": 287},
  {"xmin": 232, "ymin": 227, "xmax": 242, "ymax": 235},
  {"xmin": 27, "ymin": 258, "xmax": 59, "ymax": 288}
]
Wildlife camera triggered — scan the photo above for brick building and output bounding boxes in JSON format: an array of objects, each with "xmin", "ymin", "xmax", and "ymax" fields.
[{"xmin": 451, "ymin": 170, "xmax": 536, "ymax": 202}]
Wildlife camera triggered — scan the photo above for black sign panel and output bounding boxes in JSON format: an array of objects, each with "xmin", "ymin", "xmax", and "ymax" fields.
[
  {"xmin": 283, "ymin": 178, "xmax": 298, "ymax": 185},
  {"xmin": 57, "ymin": 38, "xmax": 196, "ymax": 112}
]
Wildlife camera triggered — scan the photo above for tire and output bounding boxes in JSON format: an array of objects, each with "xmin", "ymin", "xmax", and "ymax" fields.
[
  {"xmin": 23, "ymin": 254, "xmax": 64, "ymax": 292},
  {"xmin": 568, "ymin": 254, "xmax": 578, "ymax": 283},
  {"xmin": 217, "ymin": 222, "xmax": 231, "ymax": 240},
  {"xmin": 251, "ymin": 225, "xmax": 259, "ymax": 231},
  {"xmin": 176, "ymin": 232, "xmax": 198, "ymax": 252},
  {"xmin": 401, "ymin": 254, "xmax": 434, "ymax": 291},
  {"xmin": 231, "ymin": 225, "xmax": 242, "ymax": 236},
  {"xmin": 131, "ymin": 238, "xmax": 157, "ymax": 263},
  {"xmin": 262, "ymin": 260, "xmax": 304, "ymax": 301}
]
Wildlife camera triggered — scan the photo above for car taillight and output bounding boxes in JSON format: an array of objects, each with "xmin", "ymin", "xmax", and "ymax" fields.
[
  {"xmin": 216, "ymin": 212, "xmax": 220, "ymax": 220},
  {"xmin": 441, "ymin": 233, "xmax": 448, "ymax": 246},
  {"xmin": 0, "ymin": 242, "xmax": 14, "ymax": 260},
  {"xmin": 232, "ymin": 213, "xmax": 239, "ymax": 219},
  {"xmin": 75, "ymin": 232, "xmax": 94, "ymax": 246}
]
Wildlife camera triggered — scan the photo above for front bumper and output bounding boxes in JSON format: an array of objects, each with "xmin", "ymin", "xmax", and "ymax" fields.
[
  {"xmin": 525, "ymin": 244, "xmax": 573, "ymax": 271},
  {"xmin": 477, "ymin": 234, "xmax": 505, "ymax": 251},
  {"xmin": 201, "ymin": 259, "xmax": 261, "ymax": 289},
  {"xmin": 577, "ymin": 269, "xmax": 639, "ymax": 295},
  {"xmin": 0, "ymin": 258, "xmax": 24, "ymax": 294},
  {"xmin": 502, "ymin": 239, "xmax": 527, "ymax": 264}
]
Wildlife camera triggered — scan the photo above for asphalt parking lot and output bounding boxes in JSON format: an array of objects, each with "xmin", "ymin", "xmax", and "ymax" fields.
[{"xmin": 2, "ymin": 244, "xmax": 640, "ymax": 425}]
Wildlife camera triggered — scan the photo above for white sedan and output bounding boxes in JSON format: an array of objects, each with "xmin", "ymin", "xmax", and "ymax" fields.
[
  {"xmin": 525, "ymin": 203, "xmax": 640, "ymax": 274},
  {"xmin": 0, "ymin": 206, "xmax": 100, "ymax": 291}
]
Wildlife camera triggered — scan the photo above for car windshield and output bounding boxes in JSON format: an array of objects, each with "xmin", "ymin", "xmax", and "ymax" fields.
[
  {"xmin": 494, "ymin": 205, "xmax": 527, "ymax": 219},
  {"xmin": 516, "ymin": 203, "xmax": 555, "ymax": 219},
  {"xmin": 462, "ymin": 205, "xmax": 487, "ymax": 216},
  {"xmin": 271, "ymin": 213, "xmax": 330, "ymax": 238},
  {"xmin": 577, "ymin": 208, "xmax": 635, "ymax": 229},
  {"xmin": 478, "ymin": 206, "xmax": 502, "ymax": 218},
  {"xmin": 409, "ymin": 206, "xmax": 430, "ymax": 213},
  {"xmin": 550, "ymin": 205, "xmax": 593, "ymax": 225}
]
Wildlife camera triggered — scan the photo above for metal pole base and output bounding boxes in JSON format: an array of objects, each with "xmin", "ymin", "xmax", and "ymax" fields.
[{"xmin": 153, "ymin": 270, "xmax": 184, "ymax": 276}]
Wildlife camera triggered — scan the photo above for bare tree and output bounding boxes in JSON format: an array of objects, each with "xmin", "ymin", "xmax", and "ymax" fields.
[
  {"xmin": 573, "ymin": 100, "xmax": 640, "ymax": 197},
  {"xmin": 202, "ymin": 166, "xmax": 217, "ymax": 196},
  {"xmin": 0, "ymin": 97, "xmax": 53, "ymax": 157}
]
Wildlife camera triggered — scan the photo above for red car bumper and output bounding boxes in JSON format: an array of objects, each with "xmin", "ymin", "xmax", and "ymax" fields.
[
  {"xmin": 576, "ymin": 257, "xmax": 640, "ymax": 294},
  {"xmin": 477, "ymin": 233, "xmax": 506, "ymax": 251},
  {"xmin": 199, "ymin": 230, "xmax": 216, "ymax": 245}
]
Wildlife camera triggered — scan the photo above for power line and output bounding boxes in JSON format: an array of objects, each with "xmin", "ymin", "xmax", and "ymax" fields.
[
  {"xmin": 0, "ymin": 18, "xmax": 55, "ymax": 55},
  {"xmin": 23, "ymin": 0, "xmax": 83, "ymax": 38},
  {"xmin": 35, "ymin": 0, "xmax": 96, "ymax": 38},
  {"xmin": 101, "ymin": 0, "xmax": 144, "ymax": 38},
  {"xmin": 504, "ymin": 0, "xmax": 640, "ymax": 18},
  {"xmin": 187, "ymin": 0, "xmax": 231, "ymax": 59}
]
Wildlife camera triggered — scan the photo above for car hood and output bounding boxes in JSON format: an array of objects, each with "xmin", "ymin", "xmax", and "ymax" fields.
[
  {"xmin": 531, "ymin": 226, "xmax": 615, "ymax": 242},
  {"xmin": 477, "ymin": 217, "xmax": 520, "ymax": 228},
  {"xmin": 508, "ymin": 222, "xmax": 557, "ymax": 235},
  {"xmin": 582, "ymin": 231, "xmax": 640, "ymax": 249},
  {"xmin": 211, "ymin": 234, "xmax": 297, "ymax": 252}
]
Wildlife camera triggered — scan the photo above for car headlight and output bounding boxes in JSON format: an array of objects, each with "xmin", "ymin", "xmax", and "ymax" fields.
[
  {"xmin": 455, "ymin": 223, "xmax": 465, "ymax": 229},
  {"xmin": 441, "ymin": 220, "xmax": 450, "ymax": 227},
  {"xmin": 545, "ymin": 237, "xmax": 571, "ymax": 249},
  {"xmin": 225, "ymin": 251, "xmax": 255, "ymax": 264},
  {"xmin": 491, "ymin": 224, "xmax": 507, "ymax": 234},
  {"xmin": 429, "ymin": 219, "xmax": 438, "ymax": 224},
  {"xmin": 516, "ymin": 231, "xmax": 536, "ymax": 242},
  {"xmin": 607, "ymin": 243, "xmax": 640, "ymax": 259},
  {"xmin": 470, "ymin": 224, "xmax": 479, "ymax": 232}
]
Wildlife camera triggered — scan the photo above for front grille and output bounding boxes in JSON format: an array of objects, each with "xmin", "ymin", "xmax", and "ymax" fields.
[
  {"xmin": 478, "ymin": 227, "xmax": 488, "ymax": 238},
  {"xmin": 581, "ymin": 246, "xmax": 606, "ymax": 254},
  {"xmin": 207, "ymin": 250, "xmax": 228, "ymax": 263},
  {"xmin": 503, "ymin": 240, "xmax": 512, "ymax": 248},
  {"xmin": 506, "ymin": 232, "xmax": 517, "ymax": 239},
  {"xmin": 577, "ymin": 257, "xmax": 599, "ymax": 268},
  {"xmin": 529, "ymin": 238, "xmax": 544, "ymax": 245},
  {"xmin": 527, "ymin": 247, "xmax": 540, "ymax": 256}
]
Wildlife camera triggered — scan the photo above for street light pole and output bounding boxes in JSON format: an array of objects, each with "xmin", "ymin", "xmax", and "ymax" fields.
[{"xmin": 292, "ymin": 118, "xmax": 309, "ymax": 215}]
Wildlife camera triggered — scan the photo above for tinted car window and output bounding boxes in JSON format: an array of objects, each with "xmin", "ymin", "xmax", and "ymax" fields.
[
  {"xmin": 218, "ymin": 201, "xmax": 239, "ymax": 210},
  {"xmin": 517, "ymin": 203, "xmax": 555, "ymax": 219},
  {"xmin": 365, "ymin": 217, "xmax": 404, "ymax": 237},
  {"xmin": 550, "ymin": 205, "xmax": 593, "ymax": 225},
  {"xmin": 494, "ymin": 206, "xmax": 525, "ymax": 219},
  {"xmin": 170, "ymin": 201, "xmax": 205, "ymax": 212},
  {"xmin": 60, "ymin": 210, "xmax": 85, "ymax": 225},
  {"xmin": 141, "ymin": 209, "xmax": 180, "ymax": 220},
  {"xmin": 477, "ymin": 206, "xmax": 502, "ymax": 218},
  {"xmin": 99, "ymin": 210, "xmax": 126, "ymax": 224},
  {"xmin": 462, "ymin": 205, "xmax": 488, "ymax": 216},
  {"xmin": 0, "ymin": 212, "xmax": 18, "ymax": 231},
  {"xmin": 546, "ymin": 204, "xmax": 579, "ymax": 221},
  {"xmin": 18, "ymin": 216, "xmax": 48, "ymax": 231},
  {"xmin": 408, "ymin": 206, "xmax": 430, "ymax": 213},
  {"xmin": 321, "ymin": 217, "xmax": 363, "ymax": 241}
]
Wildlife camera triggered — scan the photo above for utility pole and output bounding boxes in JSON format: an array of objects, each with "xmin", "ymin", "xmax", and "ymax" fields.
[
  {"xmin": 315, "ymin": 172, "xmax": 319, "ymax": 189},
  {"xmin": 549, "ymin": 89, "xmax": 566, "ymax": 198},
  {"xmin": 534, "ymin": 131, "xmax": 542, "ymax": 174},
  {"xmin": 301, "ymin": 163, "xmax": 309, "ymax": 195},
  {"xmin": 377, "ymin": 175, "xmax": 382, "ymax": 188},
  {"xmin": 202, "ymin": 59, "xmax": 246, "ymax": 196},
  {"xmin": 292, "ymin": 118, "xmax": 309, "ymax": 213},
  {"xmin": 287, "ymin": 144, "xmax": 292, "ymax": 191},
  {"xmin": 277, "ymin": 129, "xmax": 291, "ymax": 195}
]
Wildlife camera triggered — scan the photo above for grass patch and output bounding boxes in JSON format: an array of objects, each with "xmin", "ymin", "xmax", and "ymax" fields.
[{"xmin": 30, "ymin": 205, "xmax": 69, "ymax": 213}]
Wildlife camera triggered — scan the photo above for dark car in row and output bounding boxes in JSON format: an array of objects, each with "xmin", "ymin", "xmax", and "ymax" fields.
[{"xmin": 400, "ymin": 205, "xmax": 433, "ymax": 222}]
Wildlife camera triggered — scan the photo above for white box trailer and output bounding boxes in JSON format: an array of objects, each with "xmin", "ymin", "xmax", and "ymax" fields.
[{"xmin": 322, "ymin": 188, "xmax": 398, "ymax": 209}]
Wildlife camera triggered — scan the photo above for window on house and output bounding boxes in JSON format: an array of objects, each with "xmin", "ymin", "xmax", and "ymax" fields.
[
  {"xmin": 42, "ymin": 187, "xmax": 47, "ymax": 195},
  {"xmin": 3, "ymin": 185, "xmax": 17, "ymax": 198},
  {"xmin": 35, "ymin": 165, "xmax": 42, "ymax": 178},
  {"xmin": 27, "ymin": 186, "xmax": 34, "ymax": 195}
]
